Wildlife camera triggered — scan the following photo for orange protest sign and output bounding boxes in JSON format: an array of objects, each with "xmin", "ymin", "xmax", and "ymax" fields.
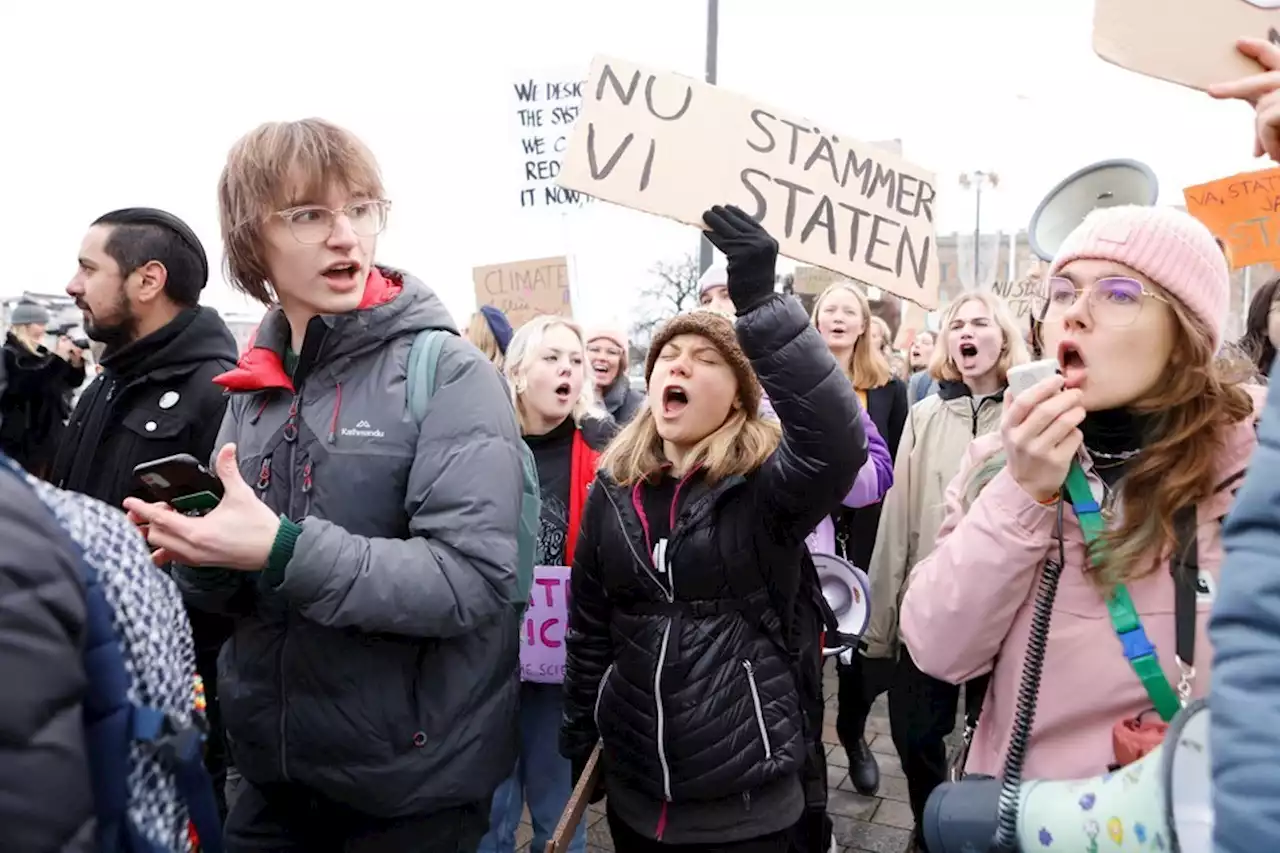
[{"xmin": 1183, "ymin": 167, "xmax": 1280, "ymax": 269}]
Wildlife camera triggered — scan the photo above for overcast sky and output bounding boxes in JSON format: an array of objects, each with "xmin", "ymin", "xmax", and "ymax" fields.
[{"xmin": 2, "ymin": 0, "xmax": 1268, "ymax": 329}]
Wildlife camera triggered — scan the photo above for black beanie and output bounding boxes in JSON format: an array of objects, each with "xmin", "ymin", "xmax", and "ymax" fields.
[{"xmin": 92, "ymin": 207, "xmax": 210, "ymax": 290}]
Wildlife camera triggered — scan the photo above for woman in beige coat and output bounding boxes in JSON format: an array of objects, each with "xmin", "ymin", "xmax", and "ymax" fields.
[{"xmin": 859, "ymin": 290, "xmax": 1027, "ymax": 851}]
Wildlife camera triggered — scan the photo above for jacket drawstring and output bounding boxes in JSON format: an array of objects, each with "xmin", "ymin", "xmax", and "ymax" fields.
[
  {"xmin": 250, "ymin": 395, "xmax": 270, "ymax": 425},
  {"xmin": 327, "ymin": 382, "xmax": 343, "ymax": 444}
]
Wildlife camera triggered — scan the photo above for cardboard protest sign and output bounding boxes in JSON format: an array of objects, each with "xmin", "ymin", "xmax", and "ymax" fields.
[
  {"xmin": 791, "ymin": 266, "xmax": 843, "ymax": 296},
  {"xmin": 509, "ymin": 72, "xmax": 591, "ymax": 212},
  {"xmin": 473, "ymin": 256, "xmax": 571, "ymax": 329},
  {"xmin": 1184, "ymin": 166, "xmax": 1280, "ymax": 268},
  {"xmin": 559, "ymin": 56, "xmax": 940, "ymax": 309},
  {"xmin": 1094, "ymin": 0, "xmax": 1280, "ymax": 93},
  {"xmin": 521, "ymin": 566, "xmax": 572, "ymax": 684}
]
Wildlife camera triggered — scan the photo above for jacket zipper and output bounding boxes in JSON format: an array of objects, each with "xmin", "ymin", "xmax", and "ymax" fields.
[
  {"xmin": 594, "ymin": 663, "xmax": 616, "ymax": 729},
  {"xmin": 604, "ymin": 477, "xmax": 741, "ymax": 807},
  {"xmin": 741, "ymin": 661, "xmax": 772, "ymax": 760},
  {"xmin": 654, "ymin": 619, "xmax": 674, "ymax": 800},
  {"xmin": 602, "ymin": 487, "xmax": 668, "ymax": 598},
  {"xmin": 277, "ymin": 389, "xmax": 303, "ymax": 781}
]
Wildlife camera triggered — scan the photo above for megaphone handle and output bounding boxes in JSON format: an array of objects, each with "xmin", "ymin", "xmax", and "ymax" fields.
[{"xmin": 991, "ymin": 497, "xmax": 1068, "ymax": 852}]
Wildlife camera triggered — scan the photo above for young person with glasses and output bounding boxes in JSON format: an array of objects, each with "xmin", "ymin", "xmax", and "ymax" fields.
[
  {"xmin": 128, "ymin": 118, "xmax": 527, "ymax": 851},
  {"xmin": 896, "ymin": 206, "xmax": 1257, "ymax": 834}
]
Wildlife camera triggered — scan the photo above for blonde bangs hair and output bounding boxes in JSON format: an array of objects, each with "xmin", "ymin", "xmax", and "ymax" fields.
[
  {"xmin": 467, "ymin": 312, "xmax": 504, "ymax": 369},
  {"xmin": 505, "ymin": 315, "xmax": 602, "ymax": 433},
  {"xmin": 599, "ymin": 404, "xmax": 780, "ymax": 487},
  {"xmin": 811, "ymin": 283, "xmax": 892, "ymax": 390},
  {"xmin": 219, "ymin": 118, "xmax": 386, "ymax": 305},
  {"xmin": 929, "ymin": 290, "xmax": 1030, "ymax": 384}
]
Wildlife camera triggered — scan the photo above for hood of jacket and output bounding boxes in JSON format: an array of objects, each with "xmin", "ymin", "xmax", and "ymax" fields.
[
  {"xmin": 101, "ymin": 306, "xmax": 238, "ymax": 381},
  {"xmin": 215, "ymin": 266, "xmax": 453, "ymax": 392}
]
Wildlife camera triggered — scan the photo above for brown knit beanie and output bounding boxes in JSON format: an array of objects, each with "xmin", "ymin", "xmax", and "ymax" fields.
[{"xmin": 644, "ymin": 309, "xmax": 762, "ymax": 414}]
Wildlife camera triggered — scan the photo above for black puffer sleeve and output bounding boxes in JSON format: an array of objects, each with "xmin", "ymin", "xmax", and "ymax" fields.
[
  {"xmin": 737, "ymin": 294, "xmax": 866, "ymax": 538},
  {"xmin": 0, "ymin": 472, "xmax": 95, "ymax": 852},
  {"xmin": 560, "ymin": 482, "xmax": 612, "ymax": 763}
]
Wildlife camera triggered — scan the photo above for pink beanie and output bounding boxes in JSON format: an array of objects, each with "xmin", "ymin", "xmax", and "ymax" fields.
[
  {"xmin": 1049, "ymin": 205, "xmax": 1229, "ymax": 349},
  {"xmin": 586, "ymin": 326, "xmax": 628, "ymax": 352},
  {"xmin": 697, "ymin": 264, "xmax": 728, "ymax": 295}
]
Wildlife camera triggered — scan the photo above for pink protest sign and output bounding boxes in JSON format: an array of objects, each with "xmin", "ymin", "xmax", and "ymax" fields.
[{"xmin": 521, "ymin": 565, "xmax": 572, "ymax": 683}]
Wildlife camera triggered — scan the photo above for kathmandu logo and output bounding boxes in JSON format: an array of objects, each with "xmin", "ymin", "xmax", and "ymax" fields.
[{"xmin": 341, "ymin": 418, "xmax": 385, "ymax": 438}]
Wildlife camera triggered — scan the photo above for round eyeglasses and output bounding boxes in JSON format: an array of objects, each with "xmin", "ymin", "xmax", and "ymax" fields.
[
  {"xmin": 1031, "ymin": 276, "xmax": 1168, "ymax": 328},
  {"xmin": 273, "ymin": 199, "xmax": 391, "ymax": 245}
]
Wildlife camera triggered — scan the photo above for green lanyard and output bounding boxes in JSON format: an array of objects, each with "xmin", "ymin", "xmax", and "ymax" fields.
[{"xmin": 1062, "ymin": 461, "xmax": 1183, "ymax": 723}]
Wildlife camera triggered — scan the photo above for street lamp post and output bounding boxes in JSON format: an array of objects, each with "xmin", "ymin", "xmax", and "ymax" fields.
[
  {"xmin": 959, "ymin": 170, "xmax": 999, "ymax": 289},
  {"xmin": 698, "ymin": 0, "xmax": 719, "ymax": 276}
]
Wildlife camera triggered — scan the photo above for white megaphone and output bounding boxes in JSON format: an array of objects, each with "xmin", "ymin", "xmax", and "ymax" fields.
[
  {"xmin": 923, "ymin": 699, "xmax": 1212, "ymax": 852},
  {"xmin": 811, "ymin": 553, "xmax": 871, "ymax": 659},
  {"xmin": 1028, "ymin": 159, "xmax": 1160, "ymax": 262}
]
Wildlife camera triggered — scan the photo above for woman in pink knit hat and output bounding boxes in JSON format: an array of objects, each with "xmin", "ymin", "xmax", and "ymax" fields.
[
  {"xmin": 897, "ymin": 204, "xmax": 1260, "ymax": 814},
  {"xmin": 586, "ymin": 325, "xmax": 645, "ymax": 424}
]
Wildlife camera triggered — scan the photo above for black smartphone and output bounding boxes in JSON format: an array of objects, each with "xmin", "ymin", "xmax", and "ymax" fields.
[{"xmin": 133, "ymin": 453, "xmax": 224, "ymax": 516}]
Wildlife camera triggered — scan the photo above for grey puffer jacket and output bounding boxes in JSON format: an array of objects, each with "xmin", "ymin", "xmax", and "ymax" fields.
[{"xmin": 173, "ymin": 267, "xmax": 525, "ymax": 819}]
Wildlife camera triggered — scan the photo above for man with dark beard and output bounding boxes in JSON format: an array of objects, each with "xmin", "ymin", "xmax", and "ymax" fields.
[{"xmin": 47, "ymin": 206, "xmax": 239, "ymax": 819}]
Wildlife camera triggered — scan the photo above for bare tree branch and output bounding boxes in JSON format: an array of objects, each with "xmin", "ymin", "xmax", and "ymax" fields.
[{"xmin": 630, "ymin": 254, "xmax": 703, "ymax": 345}]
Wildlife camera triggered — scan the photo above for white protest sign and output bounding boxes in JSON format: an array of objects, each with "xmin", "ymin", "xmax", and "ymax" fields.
[
  {"xmin": 509, "ymin": 72, "xmax": 591, "ymax": 212},
  {"xmin": 558, "ymin": 56, "xmax": 940, "ymax": 308}
]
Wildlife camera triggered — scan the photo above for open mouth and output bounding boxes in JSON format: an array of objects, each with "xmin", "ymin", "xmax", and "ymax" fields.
[
  {"xmin": 322, "ymin": 261, "xmax": 362, "ymax": 286},
  {"xmin": 554, "ymin": 382, "xmax": 573, "ymax": 402},
  {"xmin": 591, "ymin": 362, "xmax": 612, "ymax": 377},
  {"xmin": 662, "ymin": 385, "xmax": 689, "ymax": 416},
  {"xmin": 959, "ymin": 342, "xmax": 978, "ymax": 358},
  {"xmin": 1058, "ymin": 341, "xmax": 1087, "ymax": 388}
]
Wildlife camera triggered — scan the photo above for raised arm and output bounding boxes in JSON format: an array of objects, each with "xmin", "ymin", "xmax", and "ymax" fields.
[{"xmin": 700, "ymin": 204, "xmax": 865, "ymax": 539}]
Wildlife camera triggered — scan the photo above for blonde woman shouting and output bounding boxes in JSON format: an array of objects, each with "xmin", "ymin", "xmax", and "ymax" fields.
[{"xmin": 860, "ymin": 291, "xmax": 1027, "ymax": 849}]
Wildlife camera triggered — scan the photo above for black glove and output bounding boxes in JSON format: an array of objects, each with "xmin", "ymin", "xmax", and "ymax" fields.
[
  {"xmin": 701, "ymin": 204, "xmax": 779, "ymax": 315},
  {"xmin": 571, "ymin": 752, "xmax": 606, "ymax": 804}
]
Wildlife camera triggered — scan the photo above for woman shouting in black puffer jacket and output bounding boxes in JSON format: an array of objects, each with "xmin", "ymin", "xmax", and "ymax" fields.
[{"xmin": 560, "ymin": 206, "xmax": 866, "ymax": 853}]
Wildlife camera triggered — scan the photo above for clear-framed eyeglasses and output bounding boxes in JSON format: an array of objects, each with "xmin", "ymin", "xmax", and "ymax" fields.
[
  {"xmin": 273, "ymin": 199, "xmax": 392, "ymax": 245},
  {"xmin": 1031, "ymin": 276, "xmax": 1169, "ymax": 328}
]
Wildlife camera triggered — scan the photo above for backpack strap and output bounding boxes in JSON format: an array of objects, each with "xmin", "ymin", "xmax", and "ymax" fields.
[
  {"xmin": 133, "ymin": 707, "xmax": 224, "ymax": 853},
  {"xmin": 407, "ymin": 329, "xmax": 452, "ymax": 422}
]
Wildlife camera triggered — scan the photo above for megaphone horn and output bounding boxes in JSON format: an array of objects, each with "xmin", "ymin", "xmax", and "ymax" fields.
[
  {"xmin": 923, "ymin": 698, "xmax": 1211, "ymax": 853},
  {"xmin": 810, "ymin": 553, "xmax": 871, "ymax": 658},
  {"xmin": 1028, "ymin": 159, "xmax": 1159, "ymax": 262}
]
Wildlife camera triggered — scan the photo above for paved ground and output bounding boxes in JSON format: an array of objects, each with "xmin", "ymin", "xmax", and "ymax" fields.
[{"xmin": 514, "ymin": 662, "xmax": 920, "ymax": 853}]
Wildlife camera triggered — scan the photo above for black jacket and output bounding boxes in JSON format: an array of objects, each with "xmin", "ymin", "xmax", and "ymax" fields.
[
  {"xmin": 836, "ymin": 378, "xmax": 908, "ymax": 571},
  {"xmin": 48, "ymin": 307, "xmax": 238, "ymax": 509},
  {"xmin": 560, "ymin": 296, "xmax": 864, "ymax": 834},
  {"xmin": 0, "ymin": 456, "xmax": 95, "ymax": 852},
  {"xmin": 0, "ymin": 334, "xmax": 85, "ymax": 476}
]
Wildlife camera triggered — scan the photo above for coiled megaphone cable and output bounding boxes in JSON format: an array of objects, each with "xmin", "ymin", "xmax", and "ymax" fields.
[{"xmin": 992, "ymin": 498, "xmax": 1067, "ymax": 851}]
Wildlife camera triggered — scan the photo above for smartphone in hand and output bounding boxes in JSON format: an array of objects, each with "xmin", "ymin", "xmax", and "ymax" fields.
[{"xmin": 133, "ymin": 453, "xmax": 224, "ymax": 516}]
